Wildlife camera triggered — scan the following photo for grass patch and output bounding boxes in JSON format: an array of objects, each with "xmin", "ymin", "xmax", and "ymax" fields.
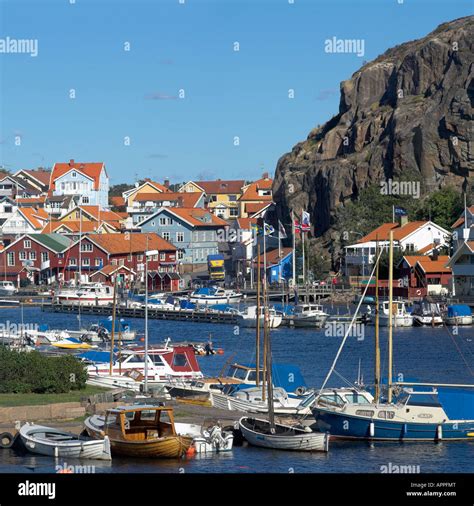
[{"xmin": 0, "ymin": 386, "xmax": 110, "ymax": 407}]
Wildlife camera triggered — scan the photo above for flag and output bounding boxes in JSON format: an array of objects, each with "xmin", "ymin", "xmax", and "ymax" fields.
[
  {"xmin": 264, "ymin": 223, "xmax": 275, "ymax": 236},
  {"xmin": 294, "ymin": 219, "xmax": 301, "ymax": 234},
  {"xmin": 394, "ymin": 206, "xmax": 407, "ymax": 216},
  {"xmin": 278, "ymin": 220, "xmax": 287, "ymax": 239},
  {"xmin": 301, "ymin": 211, "xmax": 311, "ymax": 232}
]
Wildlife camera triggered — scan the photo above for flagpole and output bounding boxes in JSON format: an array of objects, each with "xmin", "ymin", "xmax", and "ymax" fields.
[
  {"xmin": 278, "ymin": 221, "xmax": 281, "ymax": 283},
  {"xmin": 292, "ymin": 210, "xmax": 296, "ymax": 286},
  {"xmin": 392, "ymin": 205, "xmax": 395, "ymax": 223},
  {"xmin": 302, "ymin": 222, "xmax": 305, "ymax": 285}
]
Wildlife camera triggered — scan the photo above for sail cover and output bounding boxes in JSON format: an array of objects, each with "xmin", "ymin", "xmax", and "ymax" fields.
[{"xmin": 437, "ymin": 388, "xmax": 474, "ymax": 420}]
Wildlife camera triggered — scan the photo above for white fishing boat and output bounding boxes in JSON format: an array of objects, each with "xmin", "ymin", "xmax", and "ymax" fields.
[
  {"xmin": 378, "ymin": 301, "xmax": 413, "ymax": 327},
  {"xmin": 189, "ymin": 286, "xmax": 242, "ymax": 305},
  {"xmin": 445, "ymin": 304, "xmax": 473, "ymax": 326},
  {"xmin": 291, "ymin": 304, "xmax": 329, "ymax": 328},
  {"xmin": 0, "ymin": 281, "xmax": 18, "ymax": 296},
  {"xmin": 174, "ymin": 422, "xmax": 234, "ymax": 453},
  {"xmin": 19, "ymin": 423, "xmax": 111, "ymax": 460},
  {"xmin": 236, "ymin": 305, "xmax": 282, "ymax": 328},
  {"xmin": 239, "ymin": 417, "xmax": 329, "ymax": 452},
  {"xmin": 412, "ymin": 300, "xmax": 443, "ymax": 326},
  {"xmin": 55, "ymin": 283, "xmax": 114, "ymax": 307}
]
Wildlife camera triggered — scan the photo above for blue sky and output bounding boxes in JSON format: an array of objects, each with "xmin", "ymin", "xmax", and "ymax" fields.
[{"xmin": 0, "ymin": 0, "xmax": 471, "ymax": 186}]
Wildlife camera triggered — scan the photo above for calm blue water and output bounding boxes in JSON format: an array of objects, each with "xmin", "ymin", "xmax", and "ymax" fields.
[{"xmin": 1, "ymin": 306, "xmax": 473, "ymax": 473}]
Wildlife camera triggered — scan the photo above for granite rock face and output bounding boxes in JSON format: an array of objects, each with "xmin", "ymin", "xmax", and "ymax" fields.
[{"xmin": 273, "ymin": 16, "xmax": 473, "ymax": 251}]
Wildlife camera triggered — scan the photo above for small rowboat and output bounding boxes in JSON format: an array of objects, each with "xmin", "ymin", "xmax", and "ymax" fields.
[
  {"xmin": 239, "ymin": 417, "xmax": 329, "ymax": 452},
  {"xmin": 19, "ymin": 423, "xmax": 111, "ymax": 460},
  {"xmin": 84, "ymin": 405, "xmax": 192, "ymax": 458}
]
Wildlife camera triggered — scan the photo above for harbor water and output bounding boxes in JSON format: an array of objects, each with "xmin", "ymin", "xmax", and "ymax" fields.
[{"xmin": 1, "ymin": 306, "xmax": 473, "ymax": 474}]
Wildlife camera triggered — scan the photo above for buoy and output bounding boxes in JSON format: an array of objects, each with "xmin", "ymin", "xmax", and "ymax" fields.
[
  {"xmin": 186, "ymin": 446, "xmax": 196, "ymax": 457},
  {"xmin": 57, "ymin": 468, "xmax": 74, "ymax": 474},
  {"xmin": 140, "ymin": 337, "xmax": 145, "ymax": 342},
  {"xmin": 369, "ymin": 422, "xmax": 375, "ymax": 438},
  {"xmin": 217, "ymin": 349, "xmax": 224, "ymax": 355}
]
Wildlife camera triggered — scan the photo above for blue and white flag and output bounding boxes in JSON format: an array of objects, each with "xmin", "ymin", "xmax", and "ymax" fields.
[
  {"xmin": 301, "ymin": 211, "xmax": 311, "ymax": 232},
  {"xmin": 394, "ymin": 206, "xmax": 407, "ymax": 216}
]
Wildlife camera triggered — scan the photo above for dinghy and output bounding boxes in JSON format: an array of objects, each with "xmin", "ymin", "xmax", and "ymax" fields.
[
  {"xmin": 239, "ymin": 417, "xmax": 329, "ymax": 451},
  {"xmin": 19, "ymin": 423, "xmax": 111, "ymax": 460}
]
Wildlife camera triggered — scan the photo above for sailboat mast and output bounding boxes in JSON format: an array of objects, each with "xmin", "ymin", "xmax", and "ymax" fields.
[
  {"xmin": 261, "ymin": 270, "xmax": 267, "ymax": 402},
  {"xmin": 265, "ymin": 288, "xmax": 275, "ymax": 430},
  {"xmin": 256, "ymin": 244, "xmax": 261, "ymax": 387},
  {"xmin": 374, "ymin": 237, "xmax": 380, "ymax": 403},
  {"xmin": 109, "ymin": 274, "xmax": 118, "ymax": 375},
  {"xmin": 388, "ymin": 230, "xmax": 394, "ymax": 403}
]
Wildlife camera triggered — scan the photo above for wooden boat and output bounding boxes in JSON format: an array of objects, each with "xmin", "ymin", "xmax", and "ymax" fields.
[
  {"xmin": 239, "ymin": 417, "xmax": 329, "ymax": 451},
  {"xmin": 84, "ymin": 405, "xmax": 192, "ymax": 458},
  {"xmin": 19, "ymin": 423, "xmax": 111, "ymax": 460}
]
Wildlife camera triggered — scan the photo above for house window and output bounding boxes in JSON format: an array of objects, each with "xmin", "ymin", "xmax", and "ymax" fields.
[
  {"xmin": 160, "ymin": 253, "xmax": 165, "ymax": 261},
  {"xmin": 80, "ymin": 243, "xmax": 93, "ymax": 252},
  {"xmin": 229, "ymin": 195, "xmax": 237, "ymax": 202},
  {"xmin": 24, "ymin": 240, "xmax": 31, "ymax": 249},
  {"xmin": 176, "ymin": 232, "xmax": 184, "ymax": 242},
  {"xmin": 178, "ymin": 251, "xmax": 183, "ymax": 260},
  {"xmin": 72, "ymin": 171, "xmax": 77, "ymax": 177},
  {"xmin": 61, "ymin": 183, "xmax": 65, "ymax": 190},
  {"xmin": 193, "ymin": 231, "xmax": 199, "ymax": 242},
  {"xmin": 7, "ymin": 252, "xmax": 14, "ymax": 266},
  {"xmin": 95, "ymin": 258, "xmax": 102, "ymax": 266},
  {"xmin": 69, "ymin": 258, "xmax": 77, "ymax": 266},
  {"xmin": 159, "ymin": 218, "xmax": 167, "ymax": 226},
  {"xmin": 162, "ymin": 232, "xmax": 170, "ymax": 241},
  {"xmin": 137, "ymin": 254, "xmax": 143, "ymax": 261},
  {"xmin": 111, "ymin": 259, "xmax": 117, "ymax": 266},
  {"xmin": 167, "ymin": 218, "xmax": 172, "ymax": 225},
  {"xmin": 230, "ymin": 208, "xmax": 239, "ymax": 217},
  {"xmin": 57, "ymin": 253, "xmax": 64, "ymax": 259},
  {"xmin": 4, "ymin": 206, "xmax": 11, "ymax": 213},
  {"xmin": 29, "ymin": 251, "xmax": 36, "ymax": 260},
  {"xmin": 82, "ymin": 196, "xmax": 89, "ymax": 204},
  {"xmin": 41, "ymin": 252, "xmax": 49, "ymax": 262},
  {"xmin": 209, "ymin": 195, "xmax": 217, "ymax": 202},
  {"xmin": 151, "ymin": 221, "xmax": 155, "ymax": 227},
  {"xmin": 82, "ymin": 258, "xmax": 90, "ymax": 266},
  {"xmin": 19, "ymin": 251, "xmax": 26, "ymax": 261}
]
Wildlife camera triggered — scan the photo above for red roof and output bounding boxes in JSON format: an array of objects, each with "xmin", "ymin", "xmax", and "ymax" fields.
[
  {"xmin": 358, "ymin": 222, "xmax": 431, "ymax": 243},
  {"xmin": 451, "ymin": 207, "xmax": 474, "ymax": 228},
  {"xmin": 19, "ymin": 169, "xmax": 51, "ymax": 187},
  {"xmin": 162, "ymin": 208, "xmax": 228, "ymax": 227},
  {"xmin": 239, "ymin": 177, "xmax": 273, "ymax": 201},
  {"xmin": 236, "ymin": 217, "xmax": 257, "ymax": 230},
  {"xmin": 110, "ymin": 196, "xmax": 125, "ymax": 207},
  {"xmin": 253, "ymin": 247, "xmax": 292, "ymax": 267},
  {"xmin": 51, "ymin": 160, "xmax": 105, "ymax": 190},
  {"xmin": 245, "ymin": 202, "xmax": 272, "ymax": 216},
  {"xmin": 135, "ymin": 192, "xmax": 203, "ymax": 207},
  {"xmin": 416, "ymin": 257, "xmax": 451, "ymax": 274},
  {"xmin": 87, "ymin": 233, "xmax": 176, "ymax": 255},
  {"xmin": 19, "ymin": 207, "xmax": 49, "ymax": 230},
  {"xmin": 193, "ymin": 180, "xmax": 244, "ymax": 195}
]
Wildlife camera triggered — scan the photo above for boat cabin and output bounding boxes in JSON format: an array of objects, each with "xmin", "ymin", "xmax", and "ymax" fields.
[
  {"xmin": 317, "ymin": 388, "xmax": 374, "ymax": 409},
  {"xmin": 294, "ymin": 304, "xmax": 325, "ymax": 314},
  {"xmin": 103, "ymin": 406, "xmax": 177, "ymax": 441}
]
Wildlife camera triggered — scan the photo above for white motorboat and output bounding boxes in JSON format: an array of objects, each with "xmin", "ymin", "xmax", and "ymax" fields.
[
  {"xmin": 291, "ymin": 304, "xmax": 329, "ymax": 328},
  {"xmin": 0, "ymin": 281, "xmax": 18, "ymax": 296},
  {"xmin": 236, "ymin": 305, "xmax": 282, "ymax": 328},
  {"xmin": 239, "ymin": 417, "xmax": 329, "ymax": 452},
  {"xmin": 19, "ymin": 423, "xmax": 111, "ymax": 460},
  {"xmin": 378, "ymin": 301, "xmax": 413, "ymax": 327},
  {"xmin": 211, "ymin": 386, "xmax": 314, "ymax": 415},
  {"xmin": 174, "ymin": 423, "xmax": 234, "ymax": 453},
  {"xmin": 189, "ymin": 287, "xmax": 242, "ymax": 305},
  {"xmin": 54, "ymin": 283, "xmax": 114, "ymax": 307},
  {"xmin": 412, "ymin": 300, "xmax": 443, "ymax": 326}
]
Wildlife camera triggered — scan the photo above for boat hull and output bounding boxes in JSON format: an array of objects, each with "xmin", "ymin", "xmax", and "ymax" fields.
[
  {"xmin": 239, "ymin": 417, "xmax": 329, "ymax": 451},
  {"xmin": 313, "ymin": 408, "xmax": 474, "ymax": 441},
  {"xmin": 446, "ymin": 316, "xmax": 473, "ymax": 326},
  {"xmin": 108, "ymin": 436, "xmax": 192, "ymax": 458}
]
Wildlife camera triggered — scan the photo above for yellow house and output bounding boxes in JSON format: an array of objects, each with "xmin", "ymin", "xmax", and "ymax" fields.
[
  {"xmin": 179, "ymin": 179, "xmax": 245, "ymax": 220},
  {"xmin": 238, "ymin": 173, "xmax": 273, "ymax": 218},
  {"xmin": 123, "ymin": 179, "xmax": 170, "ymax": 208}
]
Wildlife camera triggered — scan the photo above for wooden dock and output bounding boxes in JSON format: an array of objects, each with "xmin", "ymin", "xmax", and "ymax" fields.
[{"xmin": 42, "ymin": 302, "xmax": 238, "ymax": 324}]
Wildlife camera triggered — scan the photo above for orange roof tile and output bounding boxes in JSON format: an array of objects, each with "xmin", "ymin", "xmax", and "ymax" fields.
[
  {"xmin": 20, "ymin": 169, "xmax": 51, "ymax": 187},
  {"xmin": 135, "ymin": 192, "xmax": 203, "ymax": 207},
  {"xmin": 416, "ymin": 257, "xmax": 451, "ymax": 274},
  {"xmin": 51, "ymin": 160, "xmax": 105, "ymax": 190},
  {"xmin": 19, "ymin": 207, "xmax": 49, "ymax": 230},
  {"xmin": 77, "ymin": 206, "xmax": 124, "ymax": 223},
  {"xmin": 88, "ymin": 233, "xmax": 176, "ymax": 254},
  {"xmin": 467, "ymin": 241, "xmax": 474, "ymax": 252},
  {"xmin": 239, "ymin": 177, "xmax": 273, "ymax": 201},
  {"xmin": 451, "ymin": 207, "xmax": 474, "ymax": 228},
  {"xmin": 417, "ymin": 243, "xmax": 435, "ymax": 254},
  {"xmin": 245, "ymin": 202, "xmax": 272, "ymax": 216},
  {"xmin": 44, "ymin": 221, "xmax": 118, "ymax": 233},
  {"xmin": 16, "ymin": 196, "xmax": 47, "ymax": 205},
  {"xmin": 110, "ymin": 196, "xmax": 125, "ymax": 207},
  {"xmin": 358, "ymin": 223, "xmax": 400, "ymax": 243},
  {"xmin": 253, "ymin": 247, "xmax": 292, "ymax": 267},
  {"xmin": 236, "ymin": 217, "xmax": 257, "ymax": 230}
]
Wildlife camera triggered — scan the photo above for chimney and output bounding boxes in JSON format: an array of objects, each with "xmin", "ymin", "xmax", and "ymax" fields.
[
  {"xmin": 164, "ymin": 178, "xmax": 170, "ymax": 189},
  {"xmin": 177, "ymin": 196, "xmax": 184, "ymax": 207},
  {"xmin": 400, "ymin": 215, "xmax": 409, "ymax": 227},
  {"xmin": 431, "ymin": 248, "xmax": 439, "ymax": 261},
  {"xmin": 262, "ymin": 172, "xmax": 269, "ymax": 179},
  {"xmin": 69, "ymin": 159, "xmax": 75, "ymax": 166}
]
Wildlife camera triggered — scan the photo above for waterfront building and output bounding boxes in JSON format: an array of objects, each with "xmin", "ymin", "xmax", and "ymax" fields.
[{"xmin": 50, "ymin": 159, "xmax": 109, "ymax": 208}]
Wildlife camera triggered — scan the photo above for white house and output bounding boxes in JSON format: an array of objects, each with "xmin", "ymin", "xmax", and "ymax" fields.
[
  {"xmin": 447, "ymin": 241, "xmax": 474, "ymax": 297},
  {"xmin": 1, "ymin": 207, "xmax": 49, "ymax": 235},
  {"xmin": 344, "ymin": 220, "xmax": 450, "ymax": 276},
  {"xmin": 50, "ymin": 160, "xmax": 109, "ymax": 208},
  {"xmin": 0, "ymin": 197, "xmax": 17, "ymax": 226}
]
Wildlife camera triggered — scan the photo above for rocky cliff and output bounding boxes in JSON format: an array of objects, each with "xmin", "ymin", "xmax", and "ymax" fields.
[{"xmin": 273, "ymin": 16, "xmax": 473, "ymax": 253}]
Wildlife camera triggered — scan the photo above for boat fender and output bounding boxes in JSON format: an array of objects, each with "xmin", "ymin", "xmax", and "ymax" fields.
[
  {"xmin": 437, "ymin": 425, "xmax": 442, "ymax": 441},
  {"xmin": 295, "ymin": 386, "xmax": 306, "ymax": 396},
  {"xmin": 402, "ymin": 424, "xmax": 408, "ymax": 437},
  {"xmin": 0, "ymin": 432, "xmax": 14, "ymax": 449},
  {"xmin": 186, "ymin": 446, "xmax": 196, "ymax": 457},
  {"xmin": 369, "ymin": 422, "xmax": 375, "ymax": 438}
]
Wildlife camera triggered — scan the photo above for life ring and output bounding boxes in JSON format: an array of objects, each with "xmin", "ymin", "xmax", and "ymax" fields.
[
  {"xmin": 416, "ymin": 289, "xmax": 421, "ymax": 296},
  {"xmin": 295, "ymin": 386, "xmax": 306, "ymax": 396},
  {"xmin": 0, "ymin": 432, "xmax": 14, "ymax": 449}
]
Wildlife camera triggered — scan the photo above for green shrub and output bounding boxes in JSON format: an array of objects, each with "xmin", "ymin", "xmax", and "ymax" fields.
[{"xmin": 0, "ymin": 346, "xmax": 87, "ymax": 394}]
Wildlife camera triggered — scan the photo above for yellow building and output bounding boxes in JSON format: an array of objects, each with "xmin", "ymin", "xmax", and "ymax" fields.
[{"xmin": 238, "ymin": 173, "xmax": 273, "ymax": 218}]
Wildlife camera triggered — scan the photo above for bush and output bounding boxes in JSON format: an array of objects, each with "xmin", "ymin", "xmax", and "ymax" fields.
[{"xmin": 0, "ymin": 347, "xmax": 88, "ymax": 394}]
